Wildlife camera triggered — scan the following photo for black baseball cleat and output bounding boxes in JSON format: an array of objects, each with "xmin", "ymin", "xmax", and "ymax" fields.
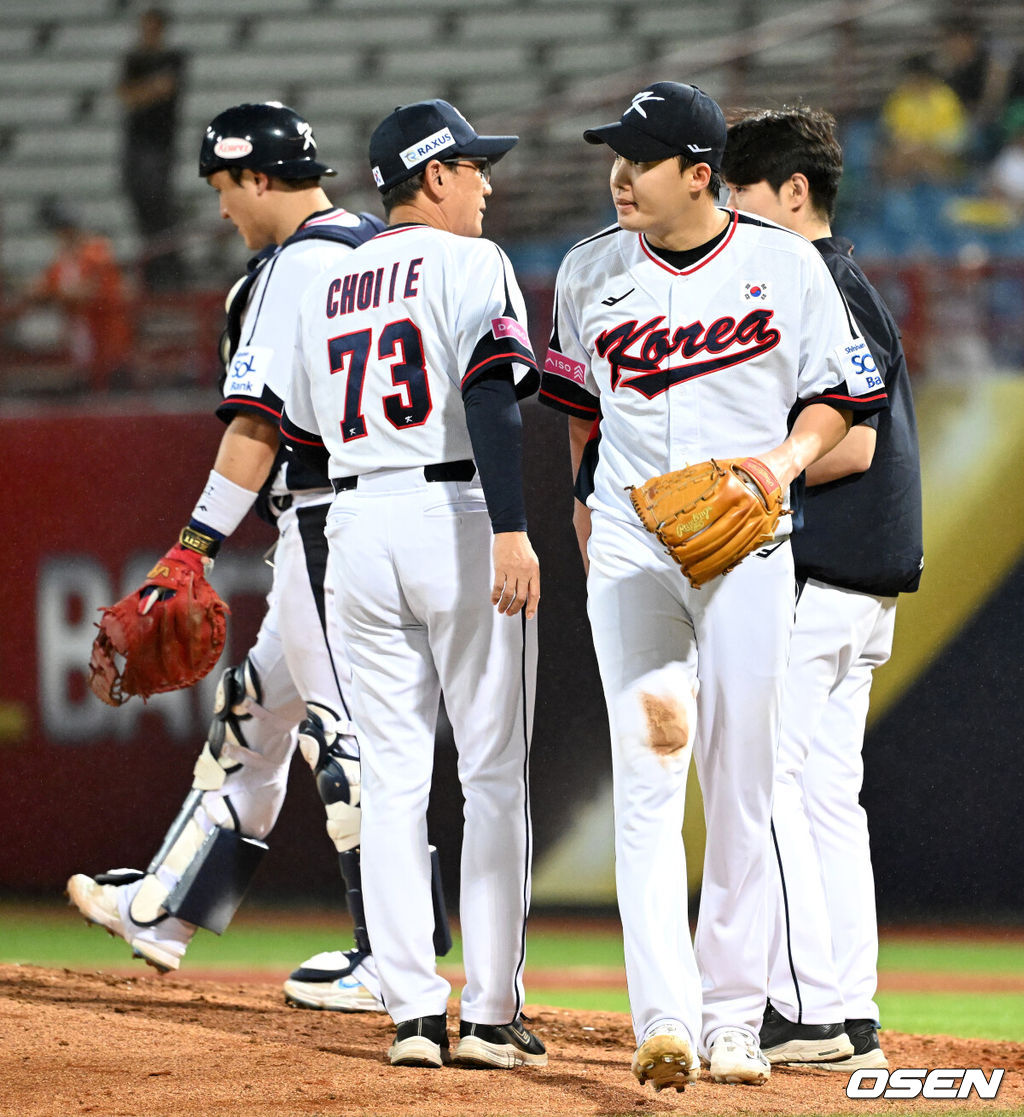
[
  {"xmin": 817, "ymin": 1018, "xmax": 888, "ymax": 1071},
  {"xmin": 759, "ymin": 1001, "xmax": 854, "ymax": 1064},
  {"xmin": 388, "ymin": 1013, "xmax": 451, "ymax": 1067},
  {"xmin": 453, "ymin": 1015, "xmax": 548, "ymax": 1068}
]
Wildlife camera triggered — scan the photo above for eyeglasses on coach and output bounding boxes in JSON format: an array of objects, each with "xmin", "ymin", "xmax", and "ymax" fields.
[{"xmin": 441, "ymin": 158, "xmax": 492, "ymax": 183}]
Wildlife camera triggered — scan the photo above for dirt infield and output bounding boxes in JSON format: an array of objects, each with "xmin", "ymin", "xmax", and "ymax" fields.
[{"xmin": 2, "ymin": 964, "xmax": 1021, "ymax": 1117}]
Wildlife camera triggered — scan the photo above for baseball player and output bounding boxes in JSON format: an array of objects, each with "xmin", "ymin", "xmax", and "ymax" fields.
[
  {"xmin": 722, "ymin": 107, "xmax": 923, "ymax": 1071},
  {"xmin": 67, "ymin": 102, "xmax": 450, "ymax": 1013},
  {"xmin": 539, "ymin": 82, "xmax": 887, "ymax": 1091},
  {"xmin": 281, "ymin": 99, "xmax": 545, "ymax": 1070}
]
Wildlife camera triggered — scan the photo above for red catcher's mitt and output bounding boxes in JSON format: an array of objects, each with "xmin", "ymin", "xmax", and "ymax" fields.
[
  {"xmin": 88, "ymin": 546, "xmax": 230, "ymax": 706},
  {"xmin": 628, "ymin": 457, "xmax": 789, "ymax": 588}
]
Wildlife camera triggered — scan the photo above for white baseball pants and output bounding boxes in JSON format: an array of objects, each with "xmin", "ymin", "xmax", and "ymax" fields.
[
  {"xmin": 768, "ymin": 579, "xmax": 896, "ymax": 1025},
  {"xmin": 325, "ymin": 467, "xmax": 537, "ymax": 1027},
  {"xmin": 586, "ymin": 513, "xmax": 794, "ymax": 1052}
]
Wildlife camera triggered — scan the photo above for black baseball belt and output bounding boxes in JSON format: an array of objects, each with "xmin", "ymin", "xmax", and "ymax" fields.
[{"xmin": 331, "ymin": 459, "xmax": 476, "ymax": 493}]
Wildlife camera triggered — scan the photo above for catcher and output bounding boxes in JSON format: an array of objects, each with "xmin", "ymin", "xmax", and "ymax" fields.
[
  {"xmin": 538, "ymin": 81, "xmax": 886, "ymax": 1092},
  {"xmin": 69, "ymin": 102, "xmax": 451, "ymax": 1011}
]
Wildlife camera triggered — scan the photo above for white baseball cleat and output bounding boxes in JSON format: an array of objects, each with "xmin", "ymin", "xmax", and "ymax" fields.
[
  {"xmin": 282, "ymin": 948, "xmax": 384, "ymax": 1012},
  {"xmin": 631, "ymin": 1021, "xmax": 700, "ymax": 1092},
  {"xmin": 708, "ymin": 1027, "xmax": 771, "ymax": 1085},
  {"xmin": 67, "ymin": 870, "xmax": 192, "ymax": 972}
]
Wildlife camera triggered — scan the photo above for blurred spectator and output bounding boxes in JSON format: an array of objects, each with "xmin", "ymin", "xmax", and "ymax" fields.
[
  {"xmin": 988, "ymin": 104, "xmax": 1024, "ymax": 218},
  {"xmin": 116, "ymin": 7, "xmax": 187, "ymax": 291},
  {"xmin": 879, "ymin": 54, "xmax": 968, "ymax": 185},
  {"xmin": 933, "ymin": 11, "xmax": 1016, "ymax": 164},
  {"xmin": 17, "ymin": 199, "xmax": 133, "ymax": 392}
]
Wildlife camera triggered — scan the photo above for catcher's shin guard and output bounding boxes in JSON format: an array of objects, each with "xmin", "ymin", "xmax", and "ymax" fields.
[
  {"xmin": 335, "ymin": 845, "xmax": 450, "ymax": 957},
  {"xmin": 128, "ymin": 658, "xmax": 296, "ymax": 934},
  {"xmin": 300, "ymin": 703, "xmax": 369, "ymax": 949},
  {"xmin": 129, "ymin": 789, "xmax": 268, "ymax": 934},
  {"xmin": 298, "ymin": 703, "xmax": 451, "ymax": 957},
  {"xmin": 429, "ymin": 844, "xmax": 453, "ymax": 957},
  {"xmin": 338, "ymin": 847, "xmax": 371, "ymax": 955}
]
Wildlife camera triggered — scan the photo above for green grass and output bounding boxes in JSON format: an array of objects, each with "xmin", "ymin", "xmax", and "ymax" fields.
[
  {"xmin": 529, "ymin": 987, "xmax": 630, "ymax": 1012},
  {"xmin": 875, "ymin": 992, "xmax": 1024, "ymax": 1042},
  {"xmin": 878, "ymin": 936, "xmax": 1024, "ymax": 974},
  {"xmin": 4, "ymin": 897, "xmax": 1024, "ymax": 1041}
]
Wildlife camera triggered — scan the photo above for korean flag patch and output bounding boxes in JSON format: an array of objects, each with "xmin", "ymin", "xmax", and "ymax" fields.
[{"xmin": 834, "ymin": 337, "xmax": 881, "ymax": 396}]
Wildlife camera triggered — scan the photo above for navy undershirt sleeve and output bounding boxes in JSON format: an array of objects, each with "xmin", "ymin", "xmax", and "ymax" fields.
[{"xmin": 462, "ymin": 370, "xmax": 528, "ymax": 533}]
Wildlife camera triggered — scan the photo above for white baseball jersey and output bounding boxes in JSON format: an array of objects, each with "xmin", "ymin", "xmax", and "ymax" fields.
[
  {"xmin": 539, "ymin": 210, "xmax": 888, "ymax": 1055},
  {"xmin": 220, "ymin": 208, "xmax": 384, "ymax": 499},
  {"xmin": 541, "ymin": 209, "xmax": 885, "ymax": 526},
  {"xmin": 283, "ymin": 224, "xmax": 537, "ymax": 474}
]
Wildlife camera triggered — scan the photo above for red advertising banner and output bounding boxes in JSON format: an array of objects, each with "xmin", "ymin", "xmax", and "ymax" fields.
[{"xmin": 1, "ymin": 405, "xmax": 280, "ymax": 890}]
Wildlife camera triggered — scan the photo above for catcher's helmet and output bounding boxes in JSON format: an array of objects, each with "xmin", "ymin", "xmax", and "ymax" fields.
[{"xmin": 199, "ymin": 102, "xmax": 336, "ymax": 179}]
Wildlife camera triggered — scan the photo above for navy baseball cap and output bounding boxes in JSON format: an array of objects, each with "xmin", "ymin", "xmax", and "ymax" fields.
[
  {"xmin": 369, "ymin": 99, "xmax": 518, "ymax": 193},
  {"xmin": 584, "ymin": 82, "xmax": 727, "ymax": 172}
]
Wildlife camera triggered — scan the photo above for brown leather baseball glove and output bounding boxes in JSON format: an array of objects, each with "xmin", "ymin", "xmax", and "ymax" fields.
[
  {"xmin": 628, "ymin": 457, "xmax": 789, "ymax": 588},
  {"xmin": 88, "ymin": 544, "xmax": 230, "ymax": 706}
]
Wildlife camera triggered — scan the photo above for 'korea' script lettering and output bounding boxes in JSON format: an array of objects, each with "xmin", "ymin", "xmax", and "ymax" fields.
[{"xmin": 595, "ymin": 310, "xmax": 781, "ymax": 398}]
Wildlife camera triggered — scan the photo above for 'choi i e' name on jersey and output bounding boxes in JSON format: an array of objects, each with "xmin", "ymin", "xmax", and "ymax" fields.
[
  {"xmin": 282, "ymin": 224, "xmax": 538, "ymax": 476},
  {"xmin": 217, "ymin": 208, "xmax": 383, "ymax": 498},
  {"xmin": 539, "ymin": 210, "xmax": 887, "ymax": 529}
]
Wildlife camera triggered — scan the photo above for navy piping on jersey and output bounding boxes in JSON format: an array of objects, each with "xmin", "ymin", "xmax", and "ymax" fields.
[
  {"xmin": 559, "ymin": 222, "xmax": 620, "ymax": 262},
  {"xmin": 295, "ymin": 502, "xmax": 353, "ymax": 723},
  {"xmin": 511, "ymin": 608, "xmax": 532, "ymax": 1021},
  {"xmin": 239, "ymin": 252, "xmax": 281, "ymax": 351}
]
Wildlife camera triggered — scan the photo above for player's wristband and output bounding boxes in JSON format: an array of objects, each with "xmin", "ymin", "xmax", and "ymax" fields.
[
  {"xmin": 179, "ymin": 525, "xmax": 222, "ymax": 559},
  {"xmin": 189, "ymin": 469, "xmax": 260, "ymax": 538}
]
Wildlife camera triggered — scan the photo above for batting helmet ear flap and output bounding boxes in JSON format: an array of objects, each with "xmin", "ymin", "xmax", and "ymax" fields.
[{"xmin": 199, "ymin": 102, "xmax": 336, "ymax": 179}]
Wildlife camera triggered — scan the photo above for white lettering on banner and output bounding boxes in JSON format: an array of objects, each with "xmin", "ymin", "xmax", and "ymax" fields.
[
  {"xmin": 846, "ymin": 1068, "xmax": 1004, "ymax": 1100},
  {"xmin": 491, "ymin": 317, "xmax": 530, "ymax": 348},
  {"xmin": 399, "ymin": 127, "xmax": 455, "ymax": 168},
  {"xmin": 544, "ymin": 349, "xmax": 587, "ymax": 385},
  {"xmin": 35, "ymin": 552, "xmax": 272, "ymax": 744},
  {"xmin": 37, "ymin": 557, "xmax": 117, "ymax": 741}
]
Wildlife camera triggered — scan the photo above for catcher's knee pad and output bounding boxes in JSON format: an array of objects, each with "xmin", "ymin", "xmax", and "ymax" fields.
[
  {"xmin": 193, "ymin": 658, "xmax": 297, "ymax": 798},
  {"xmin": 298, "ymin": 702, "xmax": 361, "ymax": 853},
  {"xmin": 192, "ymin": 659, "xmax": 262, "ymax": 789},
  {"xmin": 616, "ymin": 663, "xmax": 698, "ymax": 764},
  {"xmin": 129, "ymin": 789, "xmax": 268, "ymax": 934}
]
